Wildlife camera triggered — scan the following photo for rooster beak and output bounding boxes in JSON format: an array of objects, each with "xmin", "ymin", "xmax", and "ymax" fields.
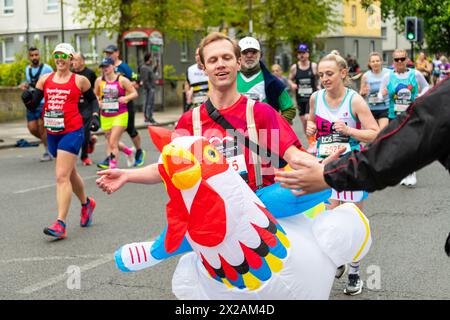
[{"xmin": 162, "ymin": 144, "xmax": 201, "ymax": 190}]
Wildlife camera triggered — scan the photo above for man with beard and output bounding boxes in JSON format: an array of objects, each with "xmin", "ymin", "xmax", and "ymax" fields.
[
  {"xmin": 19, "ymin": 46, "xmax": 54, "ymax": 161},
  {"xmin": 237, "ymin": 37, "xmax": 296, "ymax": 124}
]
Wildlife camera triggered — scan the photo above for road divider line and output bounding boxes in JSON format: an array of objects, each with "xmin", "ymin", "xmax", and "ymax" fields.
[
  {"xmin": 13, "ymin": 175, "xmax": 98, "ymax": 194},
  {"xmin": 0, "ymin": 253, "xmax": 111, "ymax": 264},
  {"xmin": 17, "ymin": 254, "xmax": 114, "ymax": 295}
]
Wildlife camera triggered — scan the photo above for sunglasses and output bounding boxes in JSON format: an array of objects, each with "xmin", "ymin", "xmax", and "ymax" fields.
[
  {"xmin": 394, "ymin": 57, "xmax": 407, "ymax": 62},
  {"xmin": 53, "ymin": 53, "xmax": 70, "ymax": 59}
]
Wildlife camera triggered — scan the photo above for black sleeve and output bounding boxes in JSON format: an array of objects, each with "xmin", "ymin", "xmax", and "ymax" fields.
[
  {"xmin": 323, "ymin": 77, "xmax": 450, "ymax": 192},
  {"xmin": 82, "ymin": 88, "xmax": 99, "ymax": 114},
  {"xmin": 21, "ymin": 88, "xmax": 44, "ymax": 112}
]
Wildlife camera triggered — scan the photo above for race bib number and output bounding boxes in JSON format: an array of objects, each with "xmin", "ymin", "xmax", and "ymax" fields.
[
  {"xmin": 44, "ymin": 110, "xmax": 65, "ymax": 132},
  {"xmin": 102, "ymin": 100, "xmax": 119, "ymax": 113},
  {"xmin": 213, "ymin": 138, "xmax": 249, "ymax": 183},
  {"xmin": 368, "ymin": 93, "xmax": 383, "ymax": 104},
  {"xmin": 297, "ymin": 78, "xmax": 313, "ymax": 97},
  {"xmin": 244, "ymin": 92, "xmax": 262, "ymax": 101},
  {"xmin": 394, "ymin": 102, "xmax": 409, "ymax": 113},
  {"xmin": 317, "ymin": 134, "xmax": 351, "ymax": 158},
  {"xmin": 298, "ymin": 87, "xmax": 313, "ymax": 96}
]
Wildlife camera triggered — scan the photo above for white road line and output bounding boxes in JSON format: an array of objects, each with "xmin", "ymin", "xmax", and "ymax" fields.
[
  {"xmin": 0, "ymin": 253, "xmax": 110, "ymax": 264},
  {"xmin": 17, "ymin": 254, "xmax": 114, "ymax": 295},
  {"xmin": 13, "ymin": 175, "xmax": 98, "ymax": 194}
]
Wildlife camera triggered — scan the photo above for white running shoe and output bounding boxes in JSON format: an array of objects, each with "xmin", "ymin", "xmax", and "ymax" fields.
[
  {"xmin": 126, "ymin": 147, "xmax": 136, "ymax": 167},
  {"xmin": 40, "ymin": 152, "xmax": 53, "ymax": 162},
  {"xmin": 404, "ymin": 172, "xmax": 417, "ymax": 187}
]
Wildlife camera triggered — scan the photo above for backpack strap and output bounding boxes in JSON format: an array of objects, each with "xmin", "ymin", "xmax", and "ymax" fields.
[
  {"xmin": 192, "ymin": 106, "xmax": 202, "ymax": 136},
  {"xmin": 245, "ymin": 98, "xmax": 263, "ymax": 188}
]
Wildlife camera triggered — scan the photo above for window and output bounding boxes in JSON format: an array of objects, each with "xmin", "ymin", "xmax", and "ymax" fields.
[
  {"xmin": 46, "ymin": 0, "xmax": 59, "ymax": 12},
  {"xmin": 75, "ymin": 34, "xmax": 98, "ymax": 64},
  {"xmin": 3, "ymin": 0, "xmax": 14, "ymax": 15},
  {"xmin": 351, "ymin": 5, "xmax": 357, "ymax": 26},
  {"xmin": 44, "ymin": 35, "xmax": 58, "ymax": 60},
  {"xmin": 381, "ymin": 27, "xmax": 387, "ymax": 39},
  {"xmin": 1, "ymin": 38, "xmax": 15, "ymax": 63},
  {"xmin": 370, "ymin": 40, "xmax": 375, "ymax": 53},
  {"xmin": 353, "ymin": 40, "xmax": 359, "ymax": 59},
  {"xmin": 180, "ymin": 37, "xmax": 188, "ymax": 63}
]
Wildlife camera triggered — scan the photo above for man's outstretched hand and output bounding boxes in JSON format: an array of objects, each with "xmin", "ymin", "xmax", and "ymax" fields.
[
  {"xmin": 275, "ymin": 146, "xmax": 345, "ymax": 196},
  {"xmin": 96, "ymin": 169, "xmax": 128, "ymax": 194}
]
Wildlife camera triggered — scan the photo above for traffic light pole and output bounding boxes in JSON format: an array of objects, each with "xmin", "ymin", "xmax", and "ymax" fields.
[{"xmin": 410, "ymin": 41, "xmax": 414, "ymax": 61}]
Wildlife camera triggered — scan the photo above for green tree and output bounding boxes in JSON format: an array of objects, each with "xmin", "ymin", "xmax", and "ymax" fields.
[
  {"xmin": 361, "ymin": 0, "xmax": 450, "ymax": 54},
  {"xmin": 249, "ymin": 0, "xmax": 340, "ymax": 64},
  {"xmin": 74, "ymin": 0, "xmax": 342, "ymax": 66}
]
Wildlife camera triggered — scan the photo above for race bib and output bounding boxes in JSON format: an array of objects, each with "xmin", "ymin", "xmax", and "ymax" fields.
[
  {"xmin": 298, "ymin": 87, "xmax": 313, "ymax": 96},
  {"xmin": 317, "ymin": 134, "xmax": 351, "ymax": 158},
  {"xmin": 192, "ymin": 92, "xmax": 208, "ymax": 107},
  {"xmin": 102, "ymin": 100, "xmax": 120, "ymax": 113},
  {"xmin": 394, "ymin": 101, "xmax": 409, "ymax": 113},
  {"xmin": 244, "ymin": 92, "xmax": 262, "ymax": 102},
  {"xmin": 368, "ymin": 93, "xmax": 383, "ymax": 104},
  {"xmin": 44, "ymin": 110, "xmax": 65, "ymax": 132},
  {"xmin": 213, "ymin": 138, "xmax": 249, "ymax": 183}
]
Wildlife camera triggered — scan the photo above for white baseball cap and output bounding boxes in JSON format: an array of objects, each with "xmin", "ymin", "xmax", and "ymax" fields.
[
  {"xmin": 238, "ymin": 37, "xmax": 261, "ymax": 52},
  {"xmin": 53, "ymin": 43, "xmax": 75, "ymax": 56}
]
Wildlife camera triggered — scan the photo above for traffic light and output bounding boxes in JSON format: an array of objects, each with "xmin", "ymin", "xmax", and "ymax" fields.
[{"xmin": 405, "ymin": 17, "xmax": 417, "ymax": 41}]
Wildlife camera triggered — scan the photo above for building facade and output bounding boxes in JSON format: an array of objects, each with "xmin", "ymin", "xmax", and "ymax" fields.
[
  {"xmin": 316, "ymin": 0, "xmax": 383, "ymax": 72},
  {"xmin": 0, "ymin": 0, "xmax": 198, "ymax": 75}
]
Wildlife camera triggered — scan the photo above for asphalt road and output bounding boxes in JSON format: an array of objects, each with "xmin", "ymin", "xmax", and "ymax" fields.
[{"xmin": 0, "ymin": 122, "xmax": 449, "ymax": 300}]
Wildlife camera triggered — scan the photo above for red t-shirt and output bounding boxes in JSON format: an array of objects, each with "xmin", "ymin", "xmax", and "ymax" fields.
[
  {"xmin": 43, "ymin": 73, "xmax": 83, "ymax": 135},
  {"xmin": 175, "ymin": 95, "xmax": 301, "ymax": 191}
]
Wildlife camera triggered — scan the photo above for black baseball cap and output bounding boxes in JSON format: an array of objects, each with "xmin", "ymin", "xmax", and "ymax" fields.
[{"xmin": 104, "ymin": 44, "xmax": 118, "ymax": 53}]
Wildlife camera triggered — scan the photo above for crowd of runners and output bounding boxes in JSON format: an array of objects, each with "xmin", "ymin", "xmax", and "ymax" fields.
[{"xmin": 18, "ymin": 31, "xmax": 449, "ymax": 298}]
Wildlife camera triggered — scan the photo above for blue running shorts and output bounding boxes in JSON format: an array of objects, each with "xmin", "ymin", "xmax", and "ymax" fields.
[
  {"xmin": 26, "ymin": 103, "xmax": 44, "ymax": 122},
  {"xmin": 47, "ymin": 127, "xmax": 84, "ymax": 158}
]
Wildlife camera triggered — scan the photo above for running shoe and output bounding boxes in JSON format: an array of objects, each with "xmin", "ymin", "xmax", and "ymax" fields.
[
  {"xmin": 126, "ymin": 147, "xmax": 136, "ymax": 167},
  {"xmin": 344, "ymin": 273, "xmax": 363, "ymax": 296},
  {"xmin": 405, "ymin": 172, "xmax": 417, "ymax": 187},
  {"xmin": 40, "ymin": 152, "xmax": 53, "ymax": 162},
  {"xmin": 335, "ymin": 264, "xmax": 348, "ymax": 279},
  {"xmin": 87, "ymin": 135, "xmax": 98, "ymax": 154},
  {"xmin": 115, "ymin": 241, "xmax": 160, "ymax": 272},
  {"xmin": 80, "ymin": 197, "xmax": 96, "ymax": 227},
  {"xmin": 82, "ymin": 157, "xmax": 93, "ymax": 166},
  {"xmin": 43, "ymin": 220, "xmax": 66, "ymax": 239},
  {"xmin": 97, "ymin": 156, "xmax": 110, "ymax": 169},
  {"xmin": 134, "ymin": 149, "xmax": 146, "ymax": 167}
]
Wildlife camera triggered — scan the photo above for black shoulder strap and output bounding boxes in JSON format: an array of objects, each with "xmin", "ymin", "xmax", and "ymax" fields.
[
  {"xmin": 28, "ymin": 64, "xmax": 44, "ymax": 88},
  {"xmin": 205, "ymin": 99, "xmax": 287, "ymax": 168}
]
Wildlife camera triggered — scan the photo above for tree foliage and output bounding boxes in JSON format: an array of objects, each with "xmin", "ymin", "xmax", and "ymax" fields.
[
  {"xmin": 361, "ymin": 0, "xmax": 450, "ymax": 54},
  {"xmin": 74, "ymin": 0, "xmax": 341, "ymax": 63}
]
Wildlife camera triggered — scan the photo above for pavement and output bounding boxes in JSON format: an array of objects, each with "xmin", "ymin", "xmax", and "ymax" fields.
[{"xmin": 0, "ymin": 106, "xmax": 184, "ymax": 150}]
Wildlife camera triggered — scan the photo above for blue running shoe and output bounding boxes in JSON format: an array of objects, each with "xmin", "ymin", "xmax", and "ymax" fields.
[
  {"xmin": 97, "ymin": 156, "xmax": 110, "ymax": 169},
  {"xmin": 134, "ymin": 149, "xmax": 146, "ymax": 167}
]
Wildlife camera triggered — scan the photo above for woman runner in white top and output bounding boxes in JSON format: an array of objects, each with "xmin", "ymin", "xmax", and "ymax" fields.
[{"xmin": 306, "ymin": 53, "xmax": 379, "ymax": 295}]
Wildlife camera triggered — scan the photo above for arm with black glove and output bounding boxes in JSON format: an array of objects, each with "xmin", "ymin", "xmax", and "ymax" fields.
[
  {"xmin": 90, "ymin": 113, "xmax": 100, "ymax": 132},
  {"xmin": 82, "ymin": 88, "xmax": 100, "ymax": 131},
  {"xmin": 21, "ymin": 88, "xmax": 44, "ymax": 112}
]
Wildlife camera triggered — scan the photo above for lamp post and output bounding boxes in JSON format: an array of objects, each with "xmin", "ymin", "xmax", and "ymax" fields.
[
  {"xmin": 25, "ymin": 0, "xmax": 30, "ymax": 47},
  {"xmin": 60, "ymin": 0, "xmax": 65, "ymax": 42},
  {"xmin": 249, "ymin": 0, "xmax": 253, "ymax": 35}
]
